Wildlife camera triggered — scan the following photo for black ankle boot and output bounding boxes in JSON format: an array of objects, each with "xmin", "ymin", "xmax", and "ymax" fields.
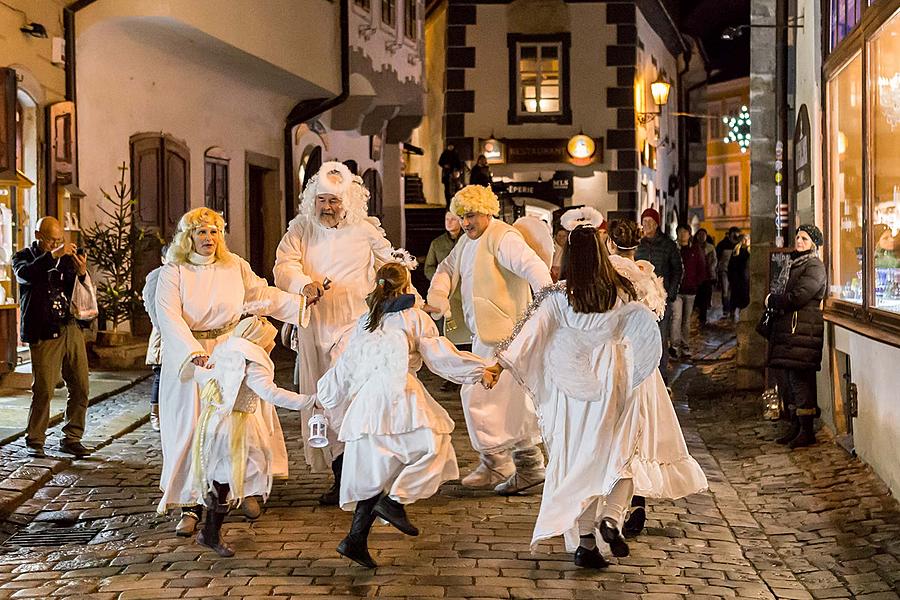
[
  {"xmin": 600, "ymin": 519, "xmax": 629, "ymax": 557},
  {"xmin": 337, "ymin": 494, "xmax": 380, "ymax": 568},
  {"xmin": 623, "ymin": 496, "xmax": 646, "ymax": 538},
  {"xmin": 197, "ymin": 485, "xmax": 235, "ymax": 557},
  {"xmin": 574, "ymin": 545, "xmax": 608, "ymax": 569},
  {"xmin": 373, "ymin": 496, "xmax": 419, "ymax": 536},
  {"xmin": 777, "ymin": 413, "xmax": 800, "ymax": 445},
  {"xmin": 319, "ymin": 454, "xmax": 344, "ymax": 506},
  {"xmin": 789, "ymin": 415, "xmax": 816, "ymax": 449}
]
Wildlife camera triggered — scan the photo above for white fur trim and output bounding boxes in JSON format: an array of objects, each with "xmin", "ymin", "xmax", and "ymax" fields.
[{"xmin": 560, "ymin": 207, "xmax": 605, "ymax": 231}]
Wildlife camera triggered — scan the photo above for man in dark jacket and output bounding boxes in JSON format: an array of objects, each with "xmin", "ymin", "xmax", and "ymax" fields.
[
  {"xmin": 438, "ymin": 144, "xmax": 463, "ymax": 208},
  {"xmin": 12, "ymin": 217, "xmax": 92, "ymax": 458},
  {"xmin": 635, "ymin": 208, "xmax": 683, "ymax": 384}
]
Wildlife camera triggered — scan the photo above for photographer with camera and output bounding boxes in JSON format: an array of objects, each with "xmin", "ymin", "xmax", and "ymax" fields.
[{"xmin": 12, "ymin": 217, "xmax": 94, "ymax": 458}]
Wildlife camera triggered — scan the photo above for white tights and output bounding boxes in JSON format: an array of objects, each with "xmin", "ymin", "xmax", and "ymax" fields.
[{"xmin": 577, "ymin": 478, "xmax": 635, "ymax": 548}]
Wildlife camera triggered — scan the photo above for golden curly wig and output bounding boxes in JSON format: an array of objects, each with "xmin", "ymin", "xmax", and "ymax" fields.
[{"xmin": 166, "ymin": 207, "xmax": 232, "ymax": 265}]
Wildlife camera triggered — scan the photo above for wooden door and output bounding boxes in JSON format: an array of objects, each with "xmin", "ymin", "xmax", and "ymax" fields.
[
  {"xmin": 0, "ymin": 68, "xmax": 16, "ymax": 177},
  {"xmin": 46, "ymin": 101, "xmax": 76, "ymax": 217}
]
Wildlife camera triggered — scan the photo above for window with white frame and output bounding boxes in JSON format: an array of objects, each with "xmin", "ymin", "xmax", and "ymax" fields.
[
  {"xmin": 517, "ymin": 43, "xmax": 561, "ymax": 115},
  {"xmin": 404, "ymin": 0, "xmax": 417, "ymax": 40},
  {"xmin": 354, "ymin": 0, "xmax": 370, "ymax": 10},
  {"xmin": 382, "ymin": 0, "xmax": 395, "ymax": 28}
]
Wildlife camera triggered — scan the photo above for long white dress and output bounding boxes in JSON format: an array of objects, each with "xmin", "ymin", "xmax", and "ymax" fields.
[
  {"xmin": 317, "ymin": 302, "xmax": 489, "ymax": 509},
  {"xmin": 496, "ymin": 284, "xmax": 704, "ymax": 551},
  {"xmin": 155, "ymin": 253, "xmax": 302, "ymax": 513},
  {"xmin": 608, "ymin": 254, "xmax": 709, "ymax": 499},
  {"xmin": 274, "ymin": 215, "xmax": 397, "ymax": 472},
  {"xmin": 192, "ymin": 337, "xmax": 313, "ymax": 504},
  {"xmin": 431, "ymin": 231, "xmax": 551, "ymax": 455}
]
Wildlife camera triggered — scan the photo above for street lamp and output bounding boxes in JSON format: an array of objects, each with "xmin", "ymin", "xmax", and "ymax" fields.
[
  {"xmin": 721, "ymin": 17, "xmax": 804, "ymax": 40},
  {"xmin": 637, "ymin": 78, "xmax": 671, "ymax": 125}
]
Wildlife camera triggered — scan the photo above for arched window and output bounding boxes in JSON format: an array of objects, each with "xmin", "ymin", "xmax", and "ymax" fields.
[{"xmin": 204, "ymin": 146, "xmax": 229, "ymax": 222}]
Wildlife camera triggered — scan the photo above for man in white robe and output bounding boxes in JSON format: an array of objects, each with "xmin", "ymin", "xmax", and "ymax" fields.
[
  {"xmin": 274, "ymin": 161, "xmax": 400, "ymax": 505},
  {"xmin": 428, "ymin": 185, "xmax": 552, "ymax": 494}
]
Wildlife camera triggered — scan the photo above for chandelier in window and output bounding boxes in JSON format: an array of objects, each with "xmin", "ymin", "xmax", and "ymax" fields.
[
  {"xmin": 878, "ymin": 74, "xmax": 900, "ymax": 130},
  {"xmin": 723, "ymin": 105, "xmax": 751, "ymax": 153}
]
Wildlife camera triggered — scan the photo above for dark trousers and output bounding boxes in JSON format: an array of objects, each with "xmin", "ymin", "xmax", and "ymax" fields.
[
  {"xmin": 150, "ymin": 365, "xmax": 162, "ymax": 405},
  {"xmin": 775, "ymin": 368, "xmax": 818, "ymax": 415},
  {"xmin": 26, "ymin": 322, "xmax": 89, "ymax": 447},
  {"xmin": 696, "ymin": 281, "xmax": 713, "ymax": 324},
  {"xmin": 658, "ymin": 302, "xmax": 673, "ymax": 384}
]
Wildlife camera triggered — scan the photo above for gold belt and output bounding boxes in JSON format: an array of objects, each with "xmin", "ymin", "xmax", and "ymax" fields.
[{"xmin": 191, "ymin": 320, "xmax": 239, "ymax": 340}]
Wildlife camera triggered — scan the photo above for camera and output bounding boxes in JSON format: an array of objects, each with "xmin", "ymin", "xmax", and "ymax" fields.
[{"xmin": 75, "ymin": 247, "xmax": 85, "ymax": 256}]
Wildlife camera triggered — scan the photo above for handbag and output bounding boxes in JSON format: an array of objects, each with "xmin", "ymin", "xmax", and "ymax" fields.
[
  {"xmin": 762, "ymin": 385, "xmax": 782, "ymax": 420},
  {"xmin": 70, "ymin": 273, "xmax": 99, "ymax": 321},
  {"xmin": 755, "ymin": 307, "xmax": 776, "ymax": 338}
]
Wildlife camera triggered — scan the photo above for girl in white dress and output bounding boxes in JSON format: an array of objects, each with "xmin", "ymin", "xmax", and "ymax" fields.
[
  {"xmin": 317, "ymin": 262, "xmax": 497, "ymax": 569},
  {"xmin": 604, "ymin": 218, "xmax": 708, "ymax": 539},
  {"xmin": 155, "ymin": 208, "xmax": 304, "ymax": 535},
  {"xmin": 192, "ymin": 314, "xmax": 314, "ymax": 556}
]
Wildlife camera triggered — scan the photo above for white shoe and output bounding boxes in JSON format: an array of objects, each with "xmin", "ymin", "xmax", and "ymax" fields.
[
  {"xmin": 150, "ymin": 405, "xmax": 161, "ymax": 432},
  {"xmin": 175, "ymin": 513, "xmax": 199, "ymax": 537},
  {"xmin": 495, "ymin": 446, "xmax": 545, "ymax": 495},
  {"xmin": 461, "ymin": 452, "xmax": 515, "ymax": 489},
  {"xmin": 241, "ymin": 496, "xmax": 261, "ymax": 520}
]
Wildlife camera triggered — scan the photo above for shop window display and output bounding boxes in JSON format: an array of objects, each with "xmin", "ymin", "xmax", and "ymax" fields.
[
  {"xmin": 827, "ymin": 53, "xmax": 863, "ymax": 304},
  {"xmin": 869, "ymin": 11, "xmax": 900, "ymax": 313}
]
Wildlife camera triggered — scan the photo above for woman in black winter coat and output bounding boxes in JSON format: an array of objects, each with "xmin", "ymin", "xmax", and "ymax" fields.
[
  {"xmin": 765, "ymin": 224, "xmax": 827, "ymax": 449},
  {"xmin": 728, "ymin": 235, "xmax": 751, "ymax": 314}
]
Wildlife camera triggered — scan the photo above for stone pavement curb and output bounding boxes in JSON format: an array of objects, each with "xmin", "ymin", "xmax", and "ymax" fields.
[{"xmin": 0, "ymin": 374, "xmax": 152, "ymax": 524}]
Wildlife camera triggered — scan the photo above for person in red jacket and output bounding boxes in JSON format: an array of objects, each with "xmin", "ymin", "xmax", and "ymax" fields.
[{"xmin": 670, "ymin": 225, "xmax": 707, "ymax": 359}]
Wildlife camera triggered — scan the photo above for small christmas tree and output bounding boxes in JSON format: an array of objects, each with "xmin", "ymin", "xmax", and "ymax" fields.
[{"xmin": 82, "ymin": 162, "xmax": 145, "ymax": 333}]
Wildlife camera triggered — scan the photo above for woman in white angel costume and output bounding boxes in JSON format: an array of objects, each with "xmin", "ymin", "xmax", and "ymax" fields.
[
  {"xmin": 317, "ymin": 261, "xmax": 497, "ymax": 569},
  {"xmin": 155, "ymin": 208, "xmax": 304, "ymax": 536},
  {"xmin": 191, "ymin": 314, "xmax": 314, "ymax": 557},
  {"xmin": 274, "ymin": 161, "xmax": 409, "ymax": 505},
  {"xmin": 493, "ymin": 210, "xmax": 707, "ymax": 569}
]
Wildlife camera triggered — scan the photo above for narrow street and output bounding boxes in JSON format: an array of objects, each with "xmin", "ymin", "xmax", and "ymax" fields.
[{"xmin": 0, "ymin": 329, "xmax": 897, "ymax": 600}]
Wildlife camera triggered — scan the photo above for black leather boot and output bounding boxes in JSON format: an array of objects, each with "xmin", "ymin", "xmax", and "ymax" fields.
[
  {"xmin": 197, "ymin": 483, "xmax": 235, "ymax": 557},
  {"xmin": 574, "ymin": 538, "xmax": 608, "ymax": 569},
  {"xmin": 789, "ymin": 415, "xmax": 816, "ymax": 449},
  {"xmin": 623, "ymin": 495, "xmax": 646, "ymax": 538},
  {"xmin": 374, "ymin": 496, "xmax": 419, "ymax": 536},
  {"xmin": 337, "ymin": 494, "xmax": 380, "ymax": 568},
  {"xmin": 319, "ymin": 453, "xmax": 344, "ymax": 506},
  {"xmin": 777, "ymin": 411, "xmax": 800, "ymax": 445},
  {"xmin": 600, "ymin": 518, "xmax": 630, "ymax": 557}
]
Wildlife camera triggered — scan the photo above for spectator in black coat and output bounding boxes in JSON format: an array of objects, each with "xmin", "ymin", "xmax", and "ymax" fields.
[
  {"xmin": 438, "ymin": 144, "xmax": 463, "ymax": 207},
  {"xmin": 765, "ymin": 224, "xmax": 826, "ymax": 449},
  {"xmin": 727, "ymin": 234, "xmax": 751, "ymax": 315},
  {"xmin": 469, "ymin": 154, "xmax": 493, "ymax": 187},
  {"xmin": 635, "ymin": 208, "xmax": 683, "ymax": 384}
]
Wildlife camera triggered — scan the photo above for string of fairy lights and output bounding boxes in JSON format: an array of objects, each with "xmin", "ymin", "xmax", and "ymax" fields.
[{"xmin": 723, "ymin": 105, "xmax": 752, "ymax": 153}]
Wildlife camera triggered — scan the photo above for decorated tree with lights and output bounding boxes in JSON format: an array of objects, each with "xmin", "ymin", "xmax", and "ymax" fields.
[{"xmin": 723, "ymin": 106, "xmax": 752, "ymax": 153}]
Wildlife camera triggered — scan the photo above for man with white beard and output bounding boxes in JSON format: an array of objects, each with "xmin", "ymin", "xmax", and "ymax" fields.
[
  {"xmin": 274, "ymin": 161, "xmax": 401, "ymax": 505},
  {"xmin": 428, "ymin": 185, "xmax": 552, "ymax": 495}
]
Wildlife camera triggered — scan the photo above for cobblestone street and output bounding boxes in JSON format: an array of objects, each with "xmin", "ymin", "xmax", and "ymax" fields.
[{"xmin": 0, "ymin": 333, "xmax": 897, "ymax": 600}]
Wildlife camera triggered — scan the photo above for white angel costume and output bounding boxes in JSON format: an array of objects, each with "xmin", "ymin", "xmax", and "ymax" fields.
[
  {"xmin": 496, "ymin": 285, "xmax": 666, "ymax": 550},
  {"xmin": 428, "ymin": 217, "xmax": 551, "ymax": 456},
  {"xmin": 155, "ymin": 253, "xmax": 302, "ymax": 513},
  {"xmin": 274, "ymin": 162, "xmax": 402, "ymax": 472},
  {"xmin": 192, "ymin": 327, "xmax": 313, "ymax": 505},
  {"xmin": 608, "ymin": 254, "xmax": 707, "ymax": 499},
  {"xmin": 317, "ymin": 297, "xmax": 490, "ymax": 508}
]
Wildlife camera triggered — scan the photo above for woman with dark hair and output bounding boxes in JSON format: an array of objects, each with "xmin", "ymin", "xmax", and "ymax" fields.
[
  {"xmin": 318, "ymin": 260, "xmax": 496, "ymax": 568},
  {"xmin": 764, "ymin": 225, "xmax": 826, "ymax": 448},
  {"xmin": 728, "ymin": 234, "xmax": 751, "ymax": 317},
  {"xmin": 492, "ymin": 209, "xmax": 706, "ymax": 569}
]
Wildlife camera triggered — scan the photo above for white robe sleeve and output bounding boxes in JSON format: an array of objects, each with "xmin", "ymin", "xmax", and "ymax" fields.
[
  {"xmin": 273, "ymin": 225, "xmax": 314, "ymax": 295},
  {"xmin": 239, "ymin": 258, "xmax": 302, "ymax": 324},
  {"xmin": 142, "ymin": 268, "xmax": 160, "ymax": 328},
  {"xmin": 427, "ymin": 239, "xmax": 463, "ymax": 318},
  {"xmin": 413, "ymin": 311, "xmax": 488, "ymax": 384},
  {"xmin": 496, "ymin": 232, "xmax": 553, "ymax": 292},
  {"xmin": 245, "ymin": 361, "xmax": 314, "ymax": 411},
  {"xmin": 316, "ymin": 333, "xmax": 356, "ymax": 411},
  {"xmin": 495, "ymin": 289, "xmax": 561, "ymax": 397},
  {"xmin": 155, "ymin": 264, "xmax": 206, "ymax": 373}
]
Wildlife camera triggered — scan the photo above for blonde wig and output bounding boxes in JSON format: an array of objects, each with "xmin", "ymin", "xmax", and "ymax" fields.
[
  {"xmin": 166, "ymin": 207, "xmax": 232, "ymax": 265},
  {"xmin": 449, "ymin": 185, "xmax": 500, "ymax": 217},
  {"xmin": 293, "ymin": 161, "xmax": 370, "ymax": 229}
]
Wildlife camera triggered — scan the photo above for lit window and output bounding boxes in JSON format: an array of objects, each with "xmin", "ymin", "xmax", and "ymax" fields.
[
  {"xmin": 518, "ymin": 43, "xmax": 562, "ymax": 115},
  {"xmin": 728, "ymin": 175, "xmax": 740, "ymax": 202}
]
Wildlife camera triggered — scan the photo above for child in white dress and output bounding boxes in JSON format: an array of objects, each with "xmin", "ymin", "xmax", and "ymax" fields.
[
  {"xmin": 317, "ymin": 262, "xmax": 497, "ymax": 568},
  {"xmin": 192, "ymin": 314, "xmax": 313, "ymax": 556}
]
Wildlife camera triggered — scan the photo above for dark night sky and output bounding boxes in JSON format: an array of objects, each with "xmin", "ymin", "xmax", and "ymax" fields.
[{"xmin": 672, "ymin": 0, "xmax": 751, "ymax": 81}]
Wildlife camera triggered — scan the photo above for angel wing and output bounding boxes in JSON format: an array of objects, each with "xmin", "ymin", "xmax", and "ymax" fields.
[
  {"xmin": 342, "ymin": 326, "xmax": 410, "ymax": 402},
  {"xmin": 609, "ymin": 255, "xmax": 667, "ymax": 319}
]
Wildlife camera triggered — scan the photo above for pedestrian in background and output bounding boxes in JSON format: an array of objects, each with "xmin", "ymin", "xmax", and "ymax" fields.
[
  {"xmin": 694, "ymin": 229, "xmax": 717, "ymax": 326},
  {"xmin": 717, "ymin": 227, "xmax": 741, "ymax": 320},
  {"xmin": 635, "ymin": 208, "xmax": 683, "ymax": 384},
  {"xmin": 765, "ymin": 225, "xmax": 826, "ymax": 449},
  {"xmin": 468, "ymin": 154, "xmax": 493, "ymax": 187},
  {"xmin": 438, "ymin": 144, "xmax": 463, "ymax": 208},
  {"xmin": 670, "ymin": 225, "xmax": 706, "ymax": 359},
  {"xmin": 143, "ymin": 245, "xmax": 168, "ymax": 432},
  {"xmin": 13, "ymin": 217, "xmax": 94, "ymax": 459},
  {"xmin": 727, "ymin": 234, "xmax": 751, "ymax": 318}
]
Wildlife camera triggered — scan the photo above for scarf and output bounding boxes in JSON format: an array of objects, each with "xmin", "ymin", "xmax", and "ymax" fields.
[
  {"xmin": 771, "ymin": 249, "xmax": 815, "ymax": 296},
  {"xmin": 188, "ymin": 252, "xmax": 216, "ymax": 266}
]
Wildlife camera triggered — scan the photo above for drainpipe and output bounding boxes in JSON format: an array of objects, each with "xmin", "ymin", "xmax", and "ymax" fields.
[{"xmin": 283, "ymin": 0, "xmax": 351, "ymax": 219}]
